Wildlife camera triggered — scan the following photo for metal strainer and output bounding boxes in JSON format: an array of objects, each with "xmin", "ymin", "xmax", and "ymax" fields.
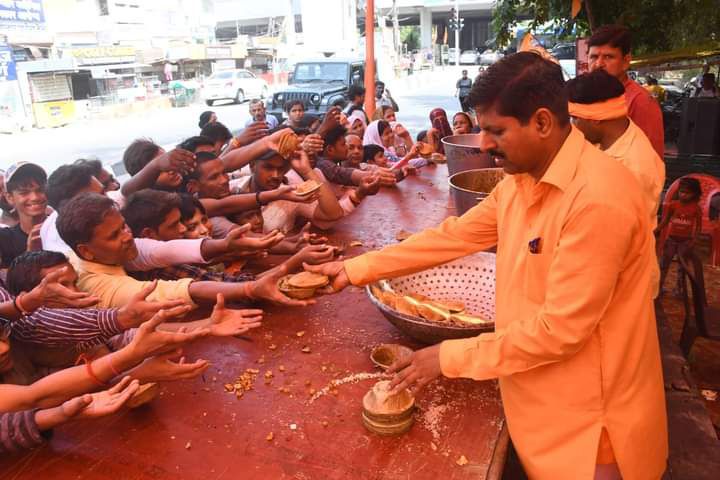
[{"xmin": 366, "ymin": 252, "xmax": 496, "ymax": 344}]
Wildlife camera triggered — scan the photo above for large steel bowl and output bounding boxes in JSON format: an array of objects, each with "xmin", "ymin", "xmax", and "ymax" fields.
[
  {"xmin": 442, "ymin": 134, "xmax": 495, "ymax": 176},
  {"xmin": 449, "ymin": 168, "xmax": 506, "ymax": 216},
  {"xmin": 366, "ymin": 252, "xmax": 496, "ymax": 345}
]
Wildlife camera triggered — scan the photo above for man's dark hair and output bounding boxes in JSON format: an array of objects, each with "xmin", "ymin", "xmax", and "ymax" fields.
[
  {"xmin": 6, "ymin": 169, "xmax": 46, "ymax": 193},
  {"xmin": 123, "ymin": 138, "xmax": 161, "ymax": 176},
  {"xmin": 347, "ymin": 85, "xmax": 366, "ymax": 101},
  {"xmin": 646, "ymin": 77, "xmax": 658, "ymax": 86},
  {"xmin": 46, "ymin": 163, "xmax": 98, "ymax": 210},
  {"xmin": 7, "ymin": 250, "xmax": 68, "ymax": 295},
  {"xmin": 122, "ymin": 189, "xmax": 181, "ymax": 237},
  {"xmin": 177, "ymin": 135, "xmax": 215, "ymax": 152},
  {"xmin": 198, "ymin": 110, "xmax": 215, "ymax": 129},
  {"xmin": 363, "ymin": 144, "xmax": 385, "ymax": 163},
  {"xmin": 566, "ymin": 70, "xmax": 626, "ymax": 105},
  {"xmin": 184, "ymin": 151, "xmax": 221, "ymax": 183},
  {"xmin": 178, "ymin": 193, "xmax": 206, "ymax": 221},
  {"xmin": 57, "ymin": 193, "xmax": 116, "ymax": 254},
  {"xmin": 678, "ymin": 177, "xmax": 702, "ymax": 201},
  {"xmin": 467, "ymin": 52, "xmax": 569, "ymax": 126},
  {"xmin": 200, "ymin": 122, "xmax": 232, "ymax": 144},
  {"xmin": 416, "ymin": 130, "xmax": 428, "ymax": 142},
  {"xmin": 331, "ymin": 98, "xmax": 347, "ymax": 109},
  {"xmin": 323, "ymin": 124, "xmax": 348, "ymax": 151},
  {"xmin": 284, "ymin": 100, "xmax": 305, "ymax": 113},
  {"xmin": 588, "ymin": 24, "xmax": 632, "ymax": 56},
  {"xmin": 74, "ymin": 158, "xmax": 103, "ymax": 178}
]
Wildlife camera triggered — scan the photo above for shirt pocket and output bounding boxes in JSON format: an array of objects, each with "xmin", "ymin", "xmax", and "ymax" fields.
[{"xmin": 523, "ymin": 252, "xmax": 553, "ymax": 304}]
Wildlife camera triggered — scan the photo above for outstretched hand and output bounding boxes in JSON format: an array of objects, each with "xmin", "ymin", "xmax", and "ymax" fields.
[
  {"xmin": 208, "ymin": 293, "xmax": 263, "ymax": 337},
  {"xmin": 24, "ymin": 266, "xmax": 99, "ymax": 310},
  {"xmin": 129, "ymin": 305, "xmax": 209, "ymax": 359},
  {"xmin": 118, "ymin": 280, "xmax": 188, "ymax": 328},
  {"xmin": 61, "ymin": 376, "xmax": 140, "ymax": 420},
  {"xmin": 249, "ymin": 265, "xmax": 315, "ymax": 307}
]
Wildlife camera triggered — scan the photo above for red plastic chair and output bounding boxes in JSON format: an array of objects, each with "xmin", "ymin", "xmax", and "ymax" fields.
[{"xmin": 658, "ymin": 174, "xmax": 720, "ymax": 267}]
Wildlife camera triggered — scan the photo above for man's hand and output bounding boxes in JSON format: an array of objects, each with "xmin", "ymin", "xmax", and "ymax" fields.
[
  {"xmin": 300, "ymin": 134, "xmax": 325, "ymax": 156},
  {"xmin": 153, "ymin": 148, "xmax": 196, "ymax": 175},
  {"xmin": 375, "ymin": 167, "xmax": 398, "ymax": 187},
  {"xmin": 387, "ymin": 344, "xmax": 442, "ymax": 395},
  {"xmin": 302, "ymin": 261, "xmax": 351, "ymax": 292},
  {"xmin": 290, "ymin": 149, "xmax": 314, "ymax": 177},
  {"xmin": 208, "ymin": 293, "xmax": 263, "ymax": 337},
  {"xmin": 224, "ymin": 224, "xmax": 285, "ymax": 256},
  {"xmin": 356, "ymin": 175, "xmax": 381, "ymax": 199},
  {"xmin": 273, "ymin": 185, "xmax": 321, "ymax": 204},
  {"xmin": 248, "ymin": 265, "xmax": 315, "ymax": 307},
  {"xmin": 316, "ymin": 107, "xmax": 341, "ymax": 137},
  {"xmin": 61, "ymin": 376, "xmax": 140, "ymax": 420},
  {"xmin": 234, "ymin": 122, "xmax": 270, "ymax": 147},
  {"xmin": 23, "ymin": 266, "xmax": 99, "ymax": 311},
  {"xmin": 26, "ymin": 224, "xmax": 43, "ymax": 252},
  {"xmin": 128, "ymin": 305, "xmax": 209, "ymax": 359},
  {"xmin": 132, "ymin": 349, "xmax": 209, "ymax": 383},
  {"xmin": 117, "ymin": 281, "xmax": 188, "ymax": 329},
  {"xmin": 394, "ymin": 123, "xmax": 411, "ymax": 139},
  {"xmin": 294, "ymin": 245, "xmax": 336, "ymax": 266},
  {"xmin": 265, "ymin": 127, "xmax": 293, "ymax": 151}
]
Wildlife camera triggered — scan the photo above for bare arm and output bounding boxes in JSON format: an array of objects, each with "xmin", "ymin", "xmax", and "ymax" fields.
[{"xmin": 120, "ymin": 149, "xmax": 196, "ymax": 197}]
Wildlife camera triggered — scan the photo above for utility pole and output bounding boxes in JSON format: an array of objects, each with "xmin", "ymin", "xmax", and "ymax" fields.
[
  {"xmin": 364, "ymin": 0, "xmax": 376, "ymax": 119},
  {"xmin": 454, "ymin": 0, "xmax": 460, "ymax": 67}
]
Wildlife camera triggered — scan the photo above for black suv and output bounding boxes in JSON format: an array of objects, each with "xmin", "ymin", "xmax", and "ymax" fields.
[{"xmin": 267, "ymin": 58, "xmax": 369, "ymax": 122}]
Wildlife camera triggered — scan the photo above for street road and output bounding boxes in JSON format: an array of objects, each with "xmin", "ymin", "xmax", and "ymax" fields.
[{"xmin": 2, "ymin": 65, "xmax": 473, "ymax": 178}]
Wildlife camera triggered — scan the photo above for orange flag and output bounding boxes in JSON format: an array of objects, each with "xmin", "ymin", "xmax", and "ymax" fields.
[
  {"xmin": 519, "ymin": 33, "xmax": 559, "ymax": 65},
  {"xmin": 571, "ymin": 0, "xmax": 583, "ymax": 18}
]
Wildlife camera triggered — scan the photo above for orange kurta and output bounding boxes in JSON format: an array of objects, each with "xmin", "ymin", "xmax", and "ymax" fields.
[{"xmin": 344, "ymin": 127, "xmax": 667, "ymax": 480}]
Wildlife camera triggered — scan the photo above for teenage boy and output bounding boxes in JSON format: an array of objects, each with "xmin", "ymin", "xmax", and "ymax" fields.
[
  {"xmin": 283, "ymin": 100, "xmax": 306, "ymax": 128},
  {"xmin": 344, "ymin": 85, "xmax": 367, "ymax": 123},
  {"xmin": 56, "ymin": 192, "xmax": 307, "ymax": 308},
  {"xmin": 588, "ymin": 24, "xmax": 664, "ymax": 158},
  {"xmin": 0, "ymin": 163, "xmax": 48, "ymax": 267},
  {"xmin": 200, "ymin": 122, "xmax": 233, "ymax": 156}
]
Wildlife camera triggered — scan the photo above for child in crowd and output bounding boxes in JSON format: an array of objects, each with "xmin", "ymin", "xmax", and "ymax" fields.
[
  {"xmin": 283, "ymin": 101, "xmax": 306, "ymax": 128},
  {"xmin": 656, "ymin": 177, "xmax": 704, "ymax": 294},
  {"xmin": 363, "ymin": 120, "xmax": 426, "ymax": 169},
  {"xmin": 452, "ymin": 112, "xmax": 475, "ymax": 135}
]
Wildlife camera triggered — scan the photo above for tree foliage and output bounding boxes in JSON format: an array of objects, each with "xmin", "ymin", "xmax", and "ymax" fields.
[{"xmin": 492, "ymin": 0, "xmax": 719, "ymax": 55}]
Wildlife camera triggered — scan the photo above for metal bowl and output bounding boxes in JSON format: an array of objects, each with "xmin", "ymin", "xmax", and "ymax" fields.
[
  {"xmin": 449, "ymin": 168, "xmax": 506, "ymax": 216},
  {"xmin": 366, "ymin": 252, "xmax": 496, "ymax": 344},
  {"xmin": 441, "ymin": 134, "xmax": 495, "ymax": 177}
]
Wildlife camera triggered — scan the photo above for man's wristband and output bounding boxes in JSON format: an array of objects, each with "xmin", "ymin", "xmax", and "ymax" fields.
[{"xmin": 256, "ymin": 191, "xmax": 266, "ymax": 206}]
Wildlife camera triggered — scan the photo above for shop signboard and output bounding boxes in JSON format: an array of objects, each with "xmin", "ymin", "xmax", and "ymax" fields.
[
  {"xmin": 69, "ymin": 46, "xmax": 136, "ymax": 66},
  {"xmin": 206, "ymin": 46, "xmax": 232, "ymax": 59},
  {"xmin": 0, "ymin": 0, "xmax": 45, "ymax": 29},
  {"xmin": 0, "ymin": 44, "xmax": 16, "ymax": 81},
  {"xmin": 32, "ymin": 99, "xmax": 76, "ymax": 128}
]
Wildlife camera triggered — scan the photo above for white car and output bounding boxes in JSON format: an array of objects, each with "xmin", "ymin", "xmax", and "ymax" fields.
[
  {"xmin": 459, "ymin": 50, "xmax": 479, "ymax": 65},
  {"xmin": 479, "ymin": 49, "xmax": 503, "ymax": 65},
  {"xmin": 201, "ymin": 69, "xmax": 269, "ymax": 106}
]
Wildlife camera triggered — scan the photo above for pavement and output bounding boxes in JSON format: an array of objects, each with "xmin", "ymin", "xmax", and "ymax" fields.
[{"xmin": 1, "ymin": 65, "xmax": 472, "ymax": 178}]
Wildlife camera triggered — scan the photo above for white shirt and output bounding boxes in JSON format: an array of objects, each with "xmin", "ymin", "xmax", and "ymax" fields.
[{"xmin": 40, "ymin": 211, "xmax": 207, "ymax": 272}]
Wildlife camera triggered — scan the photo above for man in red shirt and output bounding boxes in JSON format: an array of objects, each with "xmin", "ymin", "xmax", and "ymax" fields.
[{"xmin": 588, "ymin": 25, "xmax": 665, "ymax": 158}]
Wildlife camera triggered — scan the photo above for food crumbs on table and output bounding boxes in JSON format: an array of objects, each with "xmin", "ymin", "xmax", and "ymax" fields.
[
  {"xmin": 257, "ymin": 357, "xmax": 265, "ymax": 365},
  {"xmin": 349, "ymin": 240, "xmax": 363, "ymax": 247},
  {"xmin": 290, "ymin": 423, "xmax": 297, "ymax": 431},
  {"xmin": 430, "ymin": 442, "xmax": 437, "ymax": 451},
  {"xmin": 321, "ymin": 366, "xmax": 327, "ymax": 372},
  {"xmin": 170, "ymin": 436, "xmax": 176, "ymax": 440},
  {"xmin": 266, "ymin": 432, "xmax": 274, "ymax": 441},
  {"xmin": 279, "ymin": 365, "xmax": 285, "ymax": 372},
  {"xmin": 304, "ymin": 380, "xmax": 312, "ymax": 386},
  {"xmin": 264, "ymin": 370, "xmax": 273, "ymax": 379},
  {"xmin": 185, "ymin": 441, "xmax": 192, "ymax": 450},
  {"xmin": 309, "ymin": 388, "xmax": 316, "ymax": 395},
  {"xmin": 456, "ymin": 455, "xmax": 468, "ymax": 466},
  {"xmin": 321, "ymin": 421, "xmax": 328, "ymax": 428},
  {"xmin": 296, "ymin": 330, "xmax": 306, "ymax": 337},
  {"xmin": 301, "ymin": 346, "xmax": 311, "ymax": 353},
  {"xmin": 268, "ymin": 344, "xmax": 277, "ymax": 350}
]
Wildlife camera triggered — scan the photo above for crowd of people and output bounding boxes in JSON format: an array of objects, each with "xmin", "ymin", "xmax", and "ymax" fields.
[{"xmin": 0, "ymin": 22, "xmax": 704, "ymax": 480}]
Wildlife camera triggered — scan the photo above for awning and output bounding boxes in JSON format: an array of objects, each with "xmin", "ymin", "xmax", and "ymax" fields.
[
  {"xmin": 77, "ymin": 63, "xmax": 152, "ymax": 79},
  {"xmin": 631, "ymin": 42, "xmax": 720, "ymax": 71}
]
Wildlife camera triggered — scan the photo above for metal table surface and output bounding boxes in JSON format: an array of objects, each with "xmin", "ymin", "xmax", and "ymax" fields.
[{"xmin": 0, "ymin": 164, "xmax": 506, "ymax": 480}]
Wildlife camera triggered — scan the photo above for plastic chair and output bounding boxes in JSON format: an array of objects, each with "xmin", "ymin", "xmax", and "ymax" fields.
[
  {"xmin": 658, "ymin": 174, "xmax": 720, "ymax": 267},
  {"xmin": 677, "ymin": 255, "xmax": 720, "ymax": 357}
]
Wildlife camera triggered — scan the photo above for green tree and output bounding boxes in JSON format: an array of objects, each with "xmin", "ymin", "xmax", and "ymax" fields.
[
  {"xmin": 492, "ymin": 0, "xmax": 719, "ymax": 55},
  {"xmin": 400, "ymin": 26, "xmax": 420, "ymax": 52}
]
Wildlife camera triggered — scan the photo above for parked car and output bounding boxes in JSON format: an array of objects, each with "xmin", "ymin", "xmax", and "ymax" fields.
[
  {"xmin": 479, "ymin": 49, "xmax": 503, "ymax": 65},
  {"xmin": 459, "ymin": 50, "xmax": 479, "ymax": 65},
  {"xmin": 447, "ymin": 47, "xmax": 460, "ymax": 64},
  {"xmin": 201, "ymin": 69, "xmax": 269, "ymax": 106},
  {"xmin": 267, "ymin": 58, "xmax": 374, "ymax": 122}
]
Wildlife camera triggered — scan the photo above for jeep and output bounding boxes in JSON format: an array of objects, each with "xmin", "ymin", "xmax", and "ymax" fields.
[{"xmin": 267, "ymin": 58, "xmax": 372, "ymax": 122}]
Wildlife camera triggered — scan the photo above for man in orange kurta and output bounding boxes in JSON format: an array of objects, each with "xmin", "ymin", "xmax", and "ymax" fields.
[{"xmin": 309, "ymin": 53, "xmax": 667, "ymax": 479}]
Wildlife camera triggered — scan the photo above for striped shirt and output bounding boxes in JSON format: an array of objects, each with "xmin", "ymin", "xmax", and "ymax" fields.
[
  {"xmin": 0, "ymin": 285, "xmax": 123, "ymax": 352},
  {"xmin": 0, "ymin": 409, "xmax": 47, "ymax": 453}
]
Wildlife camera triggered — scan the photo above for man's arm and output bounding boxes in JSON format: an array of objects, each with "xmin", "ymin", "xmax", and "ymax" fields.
[
  {"xmin": 120, "ymin": 149, "xmax": 195, "ymax": 198},
  {"xmin": 439, "ymin": 201, "xmax": 636, "ymax": 380},
  {"xmin": 0, "ymin": 410, "xmax": 47, "ymax": 453},
  {"xmin": 315, "ymin": 158, "xmax": 359, "ymax": 187},
  {"xmin": 125, "ymin": 238, "xmax": 207, "ymax": 271},
  {"xmin": 629, "ymin": 93, "xmax": 665, "ymax": 158}
]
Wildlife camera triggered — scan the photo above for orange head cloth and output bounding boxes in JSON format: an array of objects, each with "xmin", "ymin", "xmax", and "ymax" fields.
[{"xmin": 568, "ymin": 96, "xmax": 628, "ymax": 121}]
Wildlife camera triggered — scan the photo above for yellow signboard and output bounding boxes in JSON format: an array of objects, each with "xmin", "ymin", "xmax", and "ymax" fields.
[
  {"xmin": 32, "ymin": 100, "xmax": 76, "ymax": 128},
  {"xmin": 71, "ymin": 46, "xmax": 136, "ymax": 59}
]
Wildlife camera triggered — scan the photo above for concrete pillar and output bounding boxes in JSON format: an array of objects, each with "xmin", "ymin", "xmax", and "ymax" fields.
[{"xmin": 419, "ymin": 7, "xmax": 432, "ymax": 49}]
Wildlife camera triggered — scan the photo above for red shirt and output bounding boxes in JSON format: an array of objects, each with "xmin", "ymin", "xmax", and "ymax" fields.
[
  {"xmin": 624, "ymin": 78, "xmax": 665, "ymax": 159},
  {"xmin": 667, "ymin": 200, "xmax": 702, "ymax": 238}
]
